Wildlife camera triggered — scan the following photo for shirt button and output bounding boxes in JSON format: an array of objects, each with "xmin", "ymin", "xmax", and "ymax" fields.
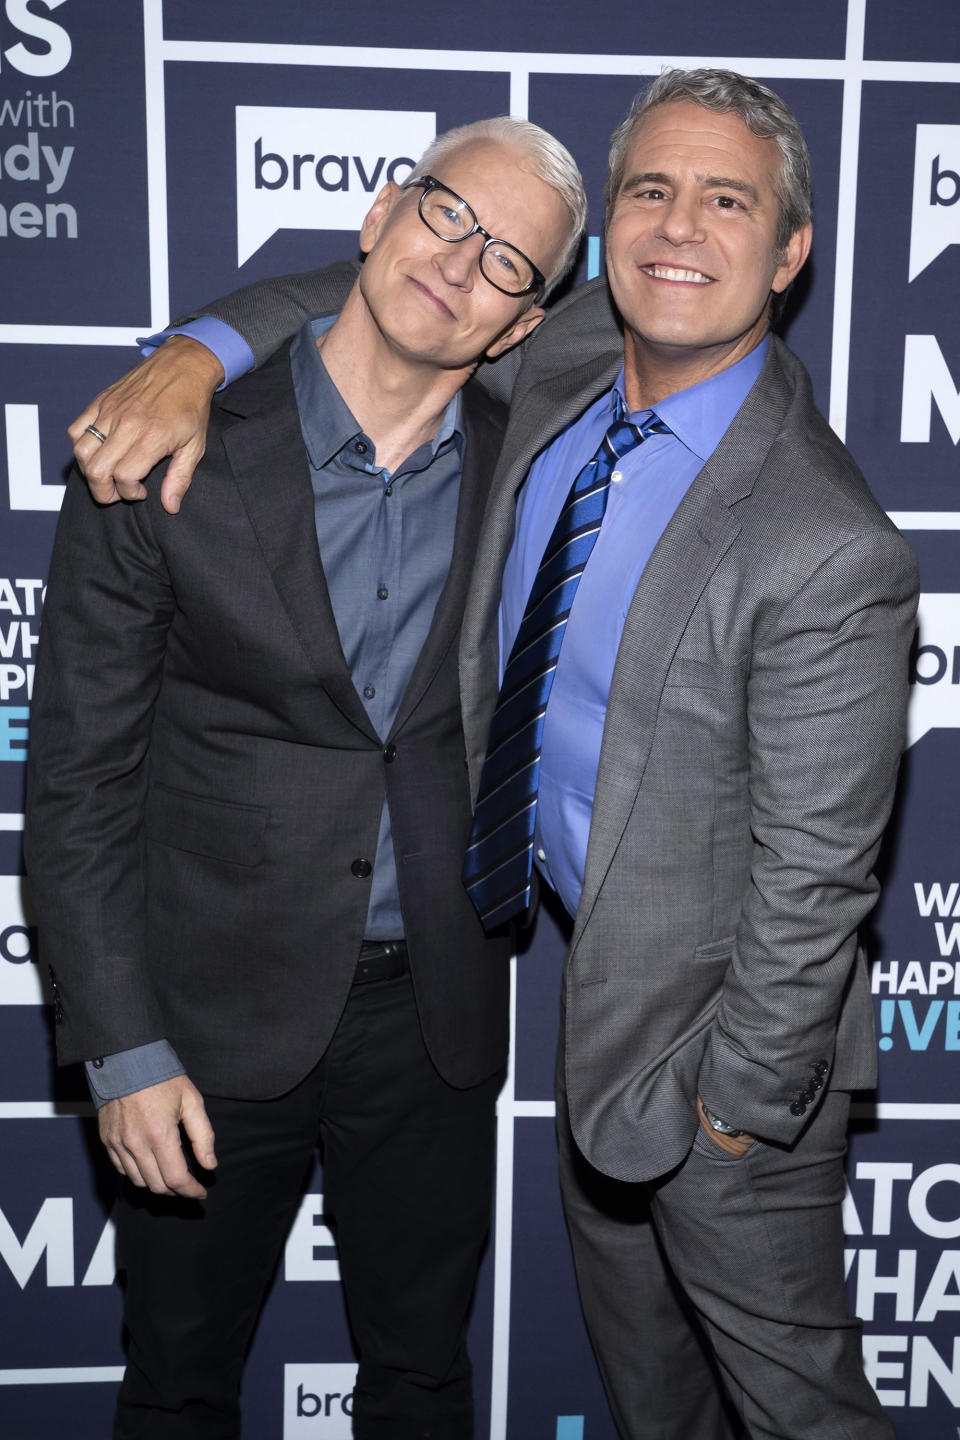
[
  {"xmin": 377, "ymin": 586, "xmax": 389, "ymax": 600},
  {"xmin": 91, "ymin": 1057, "xmax": 104, "ymax": 1069},
  {"xmin": 351, "ymin": 858, "xmax": 373, "ymax": 878},
  {"xmin": 384, "ymin": 484, "xmax": 393, "ymax": 497},
  {"xmin": 610, "ymin": 470, "xmax": 622, "ymax": 483},
  {"xmin": 383, "ymin": 743, "xmax": 397, "ymax": 763},
  {"xmin": 363, "ymin": 685, "xmax": 376, "ymax": 699},
  {"xmin": 355, "ymin": 440, "xmax": 367, "ymax": 454},
  {"xmin": 537, "ymin": 847, "xmax": 546, "ymax": 862}
]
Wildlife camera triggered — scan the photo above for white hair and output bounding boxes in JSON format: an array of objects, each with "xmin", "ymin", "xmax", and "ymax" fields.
[{"xmin": 414, "ymin": 116, "xmax": 587, "ymax": 297}]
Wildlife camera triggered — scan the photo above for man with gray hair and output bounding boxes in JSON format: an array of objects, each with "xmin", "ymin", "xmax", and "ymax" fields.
[
  {"xmin": 27, "ymin": 118, "xmax": 584, "ymax": 1439},
  {"xmin": 462, "ymin": 69, "xmax": 912, "ymax": 1439},
  {"xmin": 66, "ymin": 73, "xmax": 913, "ymax": 1440}
]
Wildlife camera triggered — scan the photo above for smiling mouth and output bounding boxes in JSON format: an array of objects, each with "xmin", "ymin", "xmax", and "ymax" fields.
[
  {"xmin": 409, "ymin": 275, "xmax": 455, "ymax": 317},
  {"xmin": 642, "ymin": 265, "xmax": 712, "ymax": 284}
]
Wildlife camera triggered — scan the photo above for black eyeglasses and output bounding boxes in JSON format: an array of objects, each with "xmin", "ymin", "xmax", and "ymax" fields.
[{"xmin": 405, "ymin": 175, "xmax": 546, "ymax": 297}]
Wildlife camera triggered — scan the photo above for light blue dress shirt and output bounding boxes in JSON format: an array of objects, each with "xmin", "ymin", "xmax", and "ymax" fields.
[
  {"xmin": 138, "ymin": 316, "xmax": 254, "ymax": 388},
  {"xmin": 498, "ymin": 339, "xmax": 768, "ymax": 918}
]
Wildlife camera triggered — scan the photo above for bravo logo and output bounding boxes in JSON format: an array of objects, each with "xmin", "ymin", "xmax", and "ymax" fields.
[
  {"xmin": 909, "ymin": 125, "xmax": 960, "ymax": 282},
  {"xmin": 907, "ymin": 595, "xmax": 960, "ymax": 747},
  {"xmin": 0, "ymin": 873, "xmax": 44, "ymax": 1004},
  {"xmin": 236, "ymin": 106, "xmax": 435, "ymax": 266},
  {"xmin": 283, "ymin": 1363, "xmax": 357, "ymax": 1439}
]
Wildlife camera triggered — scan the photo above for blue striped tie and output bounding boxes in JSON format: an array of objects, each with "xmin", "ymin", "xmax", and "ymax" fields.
[{"xmin": 464, "ymin": 398, "xmax": 670, "ymax": 931}]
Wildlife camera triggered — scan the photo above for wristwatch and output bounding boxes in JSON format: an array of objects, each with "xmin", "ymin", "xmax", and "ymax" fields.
[{"xmin": 700, "ymin": 1102, "xmax": 745, "ymax": 1138}]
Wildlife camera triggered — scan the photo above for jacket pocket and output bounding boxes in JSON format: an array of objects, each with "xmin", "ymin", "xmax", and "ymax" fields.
[
  {"xmin": 693, "ymin": 935, "xmax": 735, "ymax": 962},
  {"xmin": 145, "ymin": 784, "xmax": 267, "ymax": 867}
]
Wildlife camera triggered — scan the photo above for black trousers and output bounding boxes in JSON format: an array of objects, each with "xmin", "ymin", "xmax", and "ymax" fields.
[{"xmin": 113, "ymin": 966, "xmax": 501, "ymax": 1439}]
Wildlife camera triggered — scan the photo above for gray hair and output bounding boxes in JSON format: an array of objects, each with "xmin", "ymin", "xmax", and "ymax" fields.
[
  {"xmin": 414, "ymin": 116, "xmax": 586, "ymax": 298},
  {"xmin": 605, "ymin": 68, "xmax": 812, "ymax": 254}
]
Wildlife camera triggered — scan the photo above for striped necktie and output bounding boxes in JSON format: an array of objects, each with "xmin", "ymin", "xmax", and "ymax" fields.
[{"xmin": 464, "ymin": 397, "xmax": 670, "ymax": 931}]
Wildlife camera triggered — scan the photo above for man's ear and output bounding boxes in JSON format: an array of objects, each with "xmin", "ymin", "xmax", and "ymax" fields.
[
  {"xmin": 484, "ymin": 305, "xmax": 547, "ymax": 360},
  {"xmin": 772, "ymin": 220, "xmax": 812, "ymax": 293},
  {"xmin": 358, "ymin": 182, "xmax": 404, "ymax": 255}
]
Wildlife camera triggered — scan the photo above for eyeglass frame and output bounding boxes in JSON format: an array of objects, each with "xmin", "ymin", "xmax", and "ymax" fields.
[{"xmin": 404, "ymin": 174, "xmax": 546, "ymax": 298}]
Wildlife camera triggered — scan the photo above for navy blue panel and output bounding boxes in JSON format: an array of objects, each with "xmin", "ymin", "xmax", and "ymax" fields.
[
  {"xmin": 162, "ymin": 0, "xmax": 847, "ymax": 60},
  {"xmin": 865, "ymin": 2, "xmax": 960, "ymax": 62},
  {"xmin": 0, "ymin": 1119, "xmax": 123, "ymax": 1368},
  {"xmin": 164, "ymin": 62, "xmax": 511, "ymax": 319},
  {"xmin": 871, "ymin": 729, "xmax": 960, "ymax": 1105},
  {"xmin": 0, "ymin": 346, "xmax": 142, "ymax": 812},
  {"xmin": 0, "ymin": 3, "xmax": 149, "ymax": 324},
  {"xmin": 847, "ymin": 83, "xmax": 960, "ymax": 513},
  {"xmin": 847, "ymin": 1118, "xmax": 960, "ymax": 1435},
  {"xmin": 0, "ymin": 1005, "xmax": 68, "ymax": 1103},
  {"xmin": 907, "ymin": 531, "xmax": 960, "ymax": 593},
  {"xmin": 509, "ymin": 1117, "xmax": 618, "ymax": 1437}
]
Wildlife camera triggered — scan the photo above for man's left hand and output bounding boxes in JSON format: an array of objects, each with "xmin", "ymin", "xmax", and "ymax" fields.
[{"xmin": 696, "ymin": 1095, "xmax": 756, "ymax": 1156}]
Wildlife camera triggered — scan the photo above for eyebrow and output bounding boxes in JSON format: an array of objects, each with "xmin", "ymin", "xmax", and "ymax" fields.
[{"xmin": 620, "ymin": 171, "xmax": 761, "ymax": 205}]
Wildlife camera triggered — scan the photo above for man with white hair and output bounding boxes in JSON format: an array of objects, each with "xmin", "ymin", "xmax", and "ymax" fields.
[{"xmin": 27, "ymin": 118, "xmax": 584, "ymax": 1440}]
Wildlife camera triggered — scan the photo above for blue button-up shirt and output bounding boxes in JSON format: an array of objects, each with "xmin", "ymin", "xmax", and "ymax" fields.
[
  {"xmin": 291, "ymin": 315, "xmax": 463, "ymax": 936},
  {"xmin": 498, "ymin": 340, "xmax": 768, "ymax": 918},
  {"xmin": 86, "ymin": 315, "xmax": 464, "ymax": 1103}
]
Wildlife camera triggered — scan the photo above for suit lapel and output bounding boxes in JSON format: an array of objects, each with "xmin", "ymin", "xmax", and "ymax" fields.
[
  {"xmin": 222, "ymin": 352, "xmax": 379, "ymax": 741},
  {"xmin": 571, "ymin": 338, "xmax": 798, "ymax": 944},
  {"xmin": 460, "ymin": 352, "xmax": 623, "ymax": 794},
  {"xmin": 570, "ymin": 479, "xmax": 741, "ymax": 947},
  {"xmin": 389, "ymin": 381, "xmax": 503, "ymax": 738}
]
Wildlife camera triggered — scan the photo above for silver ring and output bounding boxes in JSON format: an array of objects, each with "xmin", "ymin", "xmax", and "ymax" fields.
[{"xmin": 84, "ymin": 425, "xmax": 108, "ymax": 444}]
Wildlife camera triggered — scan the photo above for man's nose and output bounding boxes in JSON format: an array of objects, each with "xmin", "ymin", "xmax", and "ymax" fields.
[
  {"xmin": 433, "ymin": 234, "xmax": 484, "ymax": 287},
  {"xmin": 656, "ymin": 195, "xmax": 704, "ymax": 246}
]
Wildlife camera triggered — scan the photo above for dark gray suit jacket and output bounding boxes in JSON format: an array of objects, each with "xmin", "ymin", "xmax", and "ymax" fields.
[
  {"xmin": 143, "ymin": 267, "xmax": 918, "ymax": 1179},
  {"xmin": 25, "ymin": 263, "xmax": 512, "ymax": 1099}
]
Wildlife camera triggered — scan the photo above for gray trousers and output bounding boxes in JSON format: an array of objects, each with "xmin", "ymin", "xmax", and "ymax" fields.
[{"xmin": 556, "ymin": 1072, "xmax": 896, "ymax": 1440}]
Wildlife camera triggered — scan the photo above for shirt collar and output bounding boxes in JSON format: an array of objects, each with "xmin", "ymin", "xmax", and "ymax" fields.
[
  {"xmin": 290, "ymin": 314, "xmax": 463, "ymax": 472},
  {"xmin": 612, "ymin": 336, "xmax": 769, "ymax": 463}
]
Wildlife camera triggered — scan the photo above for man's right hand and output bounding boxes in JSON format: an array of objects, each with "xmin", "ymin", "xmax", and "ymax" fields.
[
  {"xmin": 98, "ymin": 1074, "xmax": 218, "ymax": 1199},
  {"xmin": 69, "ymin": 335, "xmax": 225, "ymax": 515}
]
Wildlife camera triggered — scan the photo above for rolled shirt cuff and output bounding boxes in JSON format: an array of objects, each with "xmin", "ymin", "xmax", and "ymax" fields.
[
  {"xmin": 84, "ymin": 1039, "xmax": 186, "ymax": 1109},
  {"xmin": 136, "ymin": 316, "xmax": 255, "ymax": 389}
]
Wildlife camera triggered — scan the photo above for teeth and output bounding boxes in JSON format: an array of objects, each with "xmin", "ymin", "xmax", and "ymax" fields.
[{"xmin": 648, "ymin": 266, "xmax": 710, "ymax": 283}]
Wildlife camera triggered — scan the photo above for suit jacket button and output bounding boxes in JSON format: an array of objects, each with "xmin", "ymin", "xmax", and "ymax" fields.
[
  {"xmin": 351, "ymin": 858, "xmax": 373, "ymax": 878},
  {"xmin": 54, "ymin": 1003, "xmax": 64, "ymax": 1024},
  {"xmin": 383, "ymin": 743, "xmax": 397, "ymax": 763},
  {"xmin": 813, "ymin": 1060, "xmax": 829, "ymax": 1075},
  {"xmin": 790, "ymin": 1100, "xmax": 805, "ymax": 1116}
]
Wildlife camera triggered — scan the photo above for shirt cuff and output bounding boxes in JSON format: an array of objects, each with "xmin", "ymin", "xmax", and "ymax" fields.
[
  {"xmin": 84, "ymin": 1040, "xmax": 186, "ymax": 1109},
  {"xmin": 136, "ymin": 316, "xmax": 255, "ymax": 389}
]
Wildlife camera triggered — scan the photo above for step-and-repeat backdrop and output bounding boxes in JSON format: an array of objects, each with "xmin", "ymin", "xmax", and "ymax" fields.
[{"xmin": 1, "ymin": 3, "xmax": 958, "ymax": 1437}]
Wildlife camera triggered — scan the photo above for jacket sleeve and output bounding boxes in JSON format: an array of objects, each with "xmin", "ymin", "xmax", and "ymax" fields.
[
  {"xmin": 174, "ymin": 260, "xmax": 362, "ymax": 369},
  {"xmin": 24, "ymin": 470, "xmax": 175, "ymax": 1066},
  {"xmin": 697, "ymin": 524, "xmax": 919, "ymax": 1143}
]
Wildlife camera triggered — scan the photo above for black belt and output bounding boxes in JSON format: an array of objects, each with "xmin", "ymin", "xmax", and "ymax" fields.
[{"xmin": 354, "ymin": 939, "xmax": 408, "ymax": 985}]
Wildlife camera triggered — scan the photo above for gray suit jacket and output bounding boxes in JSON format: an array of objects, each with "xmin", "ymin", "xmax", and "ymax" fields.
[
  {"xmin": 184, "ymin": 267, "xmax": 918, "ymax": 1180},
  {"xmin": 461, "ymin": 277, "xmax": 919, "ymax": 1181}
]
